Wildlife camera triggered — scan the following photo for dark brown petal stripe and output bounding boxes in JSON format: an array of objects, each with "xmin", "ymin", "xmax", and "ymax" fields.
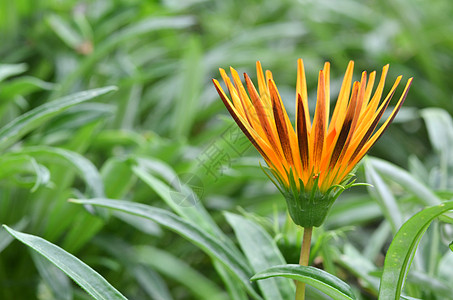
[
  {"xmin": 297, "ymin": 94, "xmax": 310, "ymax": 170},
  {"xmin": 269, "ymin": 80, "xmax": 294, "ymax": 167}
]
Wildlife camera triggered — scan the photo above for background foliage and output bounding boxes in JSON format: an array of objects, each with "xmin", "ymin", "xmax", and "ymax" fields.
[{"xmin": 0, "ymin": 0, "xmax": 452, "ymax": 299}]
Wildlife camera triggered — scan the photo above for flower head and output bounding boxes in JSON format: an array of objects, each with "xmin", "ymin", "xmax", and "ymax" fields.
[{"xmin": 213, "ymin": 60, "xmax": 412, "ymax": 227}]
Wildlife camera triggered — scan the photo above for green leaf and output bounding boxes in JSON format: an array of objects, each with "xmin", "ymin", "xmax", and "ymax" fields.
[
  {"xmin": 0, "ymin": 63, "xmax": 27, "ymax": 82},
  {"xmin": 400, "ymin": 296, "xmax": 423, "ymax": 300},
  {"xmin": 101, "ymin": 157, "xmax": 136, "ymax": 199},
  {"xmin": 0, "ymin": 218, "xmax": 28, "ymax": 253},
  {"xmin": 70, "ymin": 198, "xmax": 261, "ymax": 300},
  {"xmin": 30, "ymin": 251, "xmax": 73, "ymax": 300},
  {"xmin": 379, "ymin": 200, "xmax": 453, "ymax": 299},
  {"xmin": 47, "ymin": 14, "xmax": 84, "ymax": 49},
  {"xmin": 3, "ymin": 225, "xmax": 127, "ymax": 300},
  {"xmin": 407, "ymin": 270, "xmax": 453, "ymax": 299},
  {"xmin": 225, "ymin": 213, "xmax": 295, "ymax": 300},
  {"xmin": 0, "ymin": 86, "xmax": 117, "ymax": 151},
  {"xmin": 133, "ymin": 266, "xmax": 173, "ymax": 300},
  {"xmin": 369, "ymin": 157, "xmax": 442, "ymax": 206},
  {"xmin": 213, "ymin": 260, "xmax": 249, "ymax": 300},
  {"xmin": 92, "ymin": 236, "xmax": 172, "ymax": 300},
  {"xmin": 171, "ymin": 37, "xmax": 203, "ymax": 138},
  {"xmin": 135, "ymin": 246, "xmax": 226, "ymax": 300},
  {"xmin": 326, "ymin": 195, "xmax": 382, "ymax": 228},
  {"xmin": 0, "ymin": 76, "xmax": 54, "ymax": 99},
  {"xmin": 438, "ymin": 251, "xmax": 453, "ymax": 282},
  {"xmin": 113, "ymin": 211, "xmax": 161, "ymax": 236},
  {"xmin": 133, "ymin": 160, "xmax": 215, "ymax": 228},
  {"xmin": 132, "ymin": 160, "xmax": 241, "ymax": 255},
  {"xmin": 420, "ymin": 108, "xmax": 453, "ymax": 189},
  {"xmin": 339, "ymin": 244, "xmax": 379, "ymax": 294},
  {"xmin": 0, "ymin": 154, "xmax": 50, "ymax": 191},
  {"xmin": 363, "ymin": 221, "xmax": 392, "ymax": 262},
  {"xmin": 54, "ymin": 16, "xmax": 195, "ymax": 96},
  {"xmin": 93, "ymin": 129, "xmax": 147, "ymax": 149},
  {"xmin": 365, "ymin": 160, "xmax": 403, "ymax": 233},
  {"xmin": 19, "ymin": 146, "xmax": 105, "ymax": 197},
  {"xmin": 420, "ymin": 108, "xmax": 453, "ymax": 155},
  {"xmin": 251, "ymin": 264, "xmax": 356, "ymax": 300}
]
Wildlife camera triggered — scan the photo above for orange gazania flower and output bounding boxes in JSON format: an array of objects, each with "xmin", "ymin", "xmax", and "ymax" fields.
[{"xmin": 213, "ymin": 60, "xmax": 412, "ymax": 227}]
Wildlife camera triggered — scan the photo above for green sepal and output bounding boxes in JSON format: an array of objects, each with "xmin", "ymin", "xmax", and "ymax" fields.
[
  {"xmin": 262, "ymin": 166, "xmax": 357, "ymax": 228},
  {"xmin": 284, "ymin": 172, "xmax": 332, "ymax": 227}
]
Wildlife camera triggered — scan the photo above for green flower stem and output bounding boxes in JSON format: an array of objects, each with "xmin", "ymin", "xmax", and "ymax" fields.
[{"xmin": 295, "ymin": 226, "xmax": 313, "ymax": 300}]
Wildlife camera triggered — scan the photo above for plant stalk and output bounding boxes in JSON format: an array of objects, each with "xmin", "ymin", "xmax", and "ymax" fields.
[{"xmin": 295, "ymin": 226, "xmax": 313, "ymax": 300}]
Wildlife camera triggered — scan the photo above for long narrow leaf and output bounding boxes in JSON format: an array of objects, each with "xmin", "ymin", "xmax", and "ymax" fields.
[
  {"xmin": 365, "ymin": 160, "xmax": 403, "ymax": 232},
  {"xmin": 251, "ymin": 264, "xmax": 356, "ymax": 300},
  {"xmin": 70, "ymin": 198, "xmax": 261, "ymax": 300},
  {"xmin": 55, "ymin": 16, "xmax": 195, "ymax": 96},
  {"xmin": 133, "ymin": 161, "xmax": 240, "ymax": 255},
  {"xmin": 369, "ymin": 157, "xmax": 441, "ymax": 206},
  {"xmin": 213, "ymin": 260, "xmax": 249, "ymax": 300},
  {"xmin": 0, "ymin": 86, "xmax": 117, "ymax": 151},
  {"xmin": 30, "ymin": 251, "xmax": 73, "ymax": 300},
  {"xmin": 135, "ymin": 246, "xmax": 227, "ymax": 300},
  {"xmin": 0, "ymin": 63, "xmax": 27, "ymax": 82},
  {"xmin": 225, "ymin": 213, "xmax": 295, "ymax": 300},
  {"xmin": 0, "ymin": 218, "xmax": 28, "ymax": 253},
  {"xmin": 3, "ymin": 225, "xmax": 127, "ymax": 300},
  {"xmin": 379, "ymin": 200, "xmax": 453, "ymax": 299},
  {"xmin": 133, "ymin": 266, "xmax": 173, "ymax": 300},
  {"xmin": 20, "ymin": 146, "xmax": 105, "ymax": 197}
]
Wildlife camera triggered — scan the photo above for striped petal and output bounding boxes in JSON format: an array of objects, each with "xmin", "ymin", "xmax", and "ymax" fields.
[
  {"xmin": 310, "ymin": 70, "xmax": 327, "ymax": 171},
  {"xmin": 213, "ymin": 60, "xmax": 412, "ymax": 195}
]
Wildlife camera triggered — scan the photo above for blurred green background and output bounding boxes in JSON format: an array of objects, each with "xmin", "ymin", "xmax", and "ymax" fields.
[{"xmin": 0, "ymin": 0, "xmax": 452, "ymax": 299}]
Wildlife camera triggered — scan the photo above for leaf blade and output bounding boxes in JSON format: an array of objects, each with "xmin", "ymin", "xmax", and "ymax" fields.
[
  {"xmin": 251, "ymin": 264, "xmax": 356, "ymax": 300},
  {"xmin": 0, "ymin": 86, "xmax": 117, "ymax": 151},
  {"xmin": 369, "ymin": 157, "xmax": 441, "ymax": 206},
  {"xmin": 225, "ymin": 213, "xmax": 295, "ymax": 300},
  {"xmin": 378, "ymin": 200, "xmax": 453, "ymax": 299},
  {"xmin": 20, "ymin": 146, "xmax": 105, "ymax": 197},
  {"xmin": 70, "ymin": 198, "xmax": 261, "ymax": 300},
  {"xmin": 365, "ymin": 159, "xmax": 403, "ymax": 232},
  {"xmin": 3, "ymin": 225, "xmax": 127, "ymax": 300}
]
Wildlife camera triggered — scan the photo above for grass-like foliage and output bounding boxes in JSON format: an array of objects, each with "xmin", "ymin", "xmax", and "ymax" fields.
[{"xmin": 0, "ymin": 0, "xmax": 453, "ymax": 299}]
